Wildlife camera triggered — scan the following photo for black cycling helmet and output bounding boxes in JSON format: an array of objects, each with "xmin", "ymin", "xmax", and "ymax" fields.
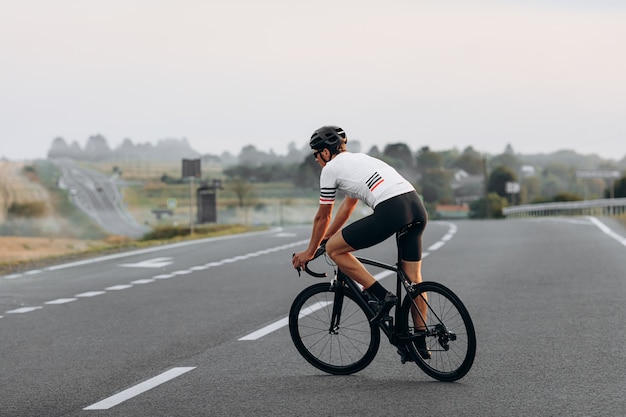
[{"xmin": 309, "ymin": 125, "xmax": 347, "ymax": 152}]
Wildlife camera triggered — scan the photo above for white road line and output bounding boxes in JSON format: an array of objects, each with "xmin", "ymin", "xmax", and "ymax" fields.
[
  {"xmin": 238, "ymin": 317, "xmax": 290, "ymax": 341},
  {"xmin": 239, "ymin": 301, "xmax": 334, "ymax": 341},
  {"xmin": 45, "ymin": 228, "xmax": 285, "ymax": 272},
  {"xmin": 130, "ymin": 279, "xmax": 155, "ymax": 285},
  {"xmin": 428, "ymin": 241, "xmax": 445, "ymax": 251},
  {"xmin": 6, "ymin": 306, "xmax": 43, "ymax": 314},
  {"xmin": 5, "ymin": 274, "xmax": 21, "ymax": 280},
  {"xmin": 588, "ymin": 216, "xmax": 626, "ymax": 247},
  {"xmin": 190, "ymin": 265, "xmax": 209, "ymax": 271},
  {"xmin": 105, "ymin": 285, "xmax": 133, "ymax": 291},
  {"xmin": 76, "ymin": 291, "xmax": 106, "ymax": 298},
  {"xmin": 84, "ymin": 367, "xmax": 196, "ymax": 410},
  {"xmin": 45, "ymin": 298, "xmax": 77, "ymax": 305},
  {"xmin": 154, "ymin": 274, "xmax": 175, "ymax": 279}
]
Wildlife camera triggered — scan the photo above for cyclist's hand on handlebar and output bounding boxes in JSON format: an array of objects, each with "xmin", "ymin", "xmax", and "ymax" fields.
[
  {"xmin": 292, "ymin": 250, "xmax": 314, "ymax": 271},
  {"xmin": 292, "ymin": 240, "xmax": 328, "ymax": 273}
]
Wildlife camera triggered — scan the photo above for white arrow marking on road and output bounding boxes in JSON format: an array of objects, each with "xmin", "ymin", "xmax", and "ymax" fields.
[{"xmin": 119, "ymin": 257, "xmax": 173, "ymax": 268}]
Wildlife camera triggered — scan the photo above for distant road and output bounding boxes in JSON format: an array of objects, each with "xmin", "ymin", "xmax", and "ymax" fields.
[
  {"xmin": 53, "ymin": 158, "xmax": 149, "ymax": 238},
  {"xmin": 1, "ymin": 218, "xmax": 624, "ymax": 416}
]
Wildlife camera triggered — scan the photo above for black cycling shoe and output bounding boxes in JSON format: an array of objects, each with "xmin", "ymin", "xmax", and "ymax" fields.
[
  {"xmin": 396, "ymin": 345, "xmax": 414, "ymax": 364},
  {"xmin": 414, "ymin": 333, "xmax": 431, "ymax": 360},
  {"xmin": 369, "ymin": 292, "xmax": 397, "ymax": 324}
]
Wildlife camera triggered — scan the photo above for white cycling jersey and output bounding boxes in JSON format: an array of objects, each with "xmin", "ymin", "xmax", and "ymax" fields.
[{"xmin": 319, "ymin": 152, "xmax": 415, "ymax": 209}]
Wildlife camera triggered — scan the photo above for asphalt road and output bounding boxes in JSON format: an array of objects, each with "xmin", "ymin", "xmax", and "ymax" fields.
[
  {"xmin": 1, "ymin": 217, "xmax": 625, "ymax": 417},
  {"xmin": 53, "ymin": 159, "xmax": 148, "ymax": 238}
]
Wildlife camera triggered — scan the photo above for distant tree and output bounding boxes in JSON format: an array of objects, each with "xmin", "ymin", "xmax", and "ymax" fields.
[
  {"xmin": 383, "ymin": 143, "xmax": 414, "ymax": 170},
  {"xmin": 368, "ymin": 145, "xmax": 382, "ymax": 157},
  {"xmin": 84, "ymin": 134, "xmax": 113, "ymax": 161},
  {"xmin": 416, "ymin": 146, "xmax": 443, "ymax": 173},
  {"xmin": 453, "ymin": 146, "xmax": 484, "ymax": 175},
  {"xmin": 488, "ymin": 165, "xmax": 517, "ymax": 201},
  {"xmin": 553, "ymin": 192, "xmax": 583, "ymax": 202},
  {"xmin": 490, "ymin": 151, "xmax": 520, "ymax": 174},
  {"xmin": 238, "ymin": 145, "xmax": 276, "ymax": 166},
  {"xmin": 469, "ymin": 192, "xmax": 508, "ymax": 219},
  {"xmin": 47, "ymin": 137, "xmax": 70, "ymax": 159},
  {"xmin": 229, "ymin": 176, "xmax": 256, "ymax": 207},
  {"xmin": 294, "ymin": 155, "xmax": 322, "ymax": 190},
  {"xmin": 283, "ymin": 142, "xmax": 306, "ymax": 164},
  {"xmin": 420, "ymin": 169, "xmax": 453, "ymax": 204},
  {"xmin": 521, "ymin": 175, "xmax": 541, "ymax": 204},
  {"xmin": 605, "ymin": 176, "xmax": 626, "ymax": 198}
]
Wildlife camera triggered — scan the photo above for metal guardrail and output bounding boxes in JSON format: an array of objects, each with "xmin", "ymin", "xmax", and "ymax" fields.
[{"xmin": 502, "ymin": 198, "xmax": 626, "ymax": 218}]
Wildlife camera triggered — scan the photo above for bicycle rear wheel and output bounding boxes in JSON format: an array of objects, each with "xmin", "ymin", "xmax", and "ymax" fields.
[
  {"xmin": 289, "ymin": 282, "xmax": 380, "ymax": 375},
  {"xmin": 399, "ymin": 281, "xmax": 476, "ymax": 382}
]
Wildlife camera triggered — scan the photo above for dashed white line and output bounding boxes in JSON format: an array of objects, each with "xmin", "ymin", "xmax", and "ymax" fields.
[
  {"xmin": 84, "ymin": 367, "xmax": 196, "ymax": 410},
  {"xmin": 131, "ymin": 279, "xmax": 155, "ymax": 285},
  {"xmin": 153, "ymin": 274, "xmax": 175, "ymax": 279},
  {"xmin": 5, "ymin": 274, "xmax": 21, "ymax": 280},
  {"xmin": 190, "ymin": 265, "xmax": 209, "ymax": 271},
  {"xmin": 6, "ymin": 306, "xmax": 43, "ymax": 314},
  {"xmin": 76, "ymin": 291, "xmax": 106, "ymax": 298},
  {"xmin": 106, "ymin": 285, "xmax": 133, "ymax": 291},
  {"xmin": 45, "ymin": 298, "xmax": 77, "ymax": 305}
]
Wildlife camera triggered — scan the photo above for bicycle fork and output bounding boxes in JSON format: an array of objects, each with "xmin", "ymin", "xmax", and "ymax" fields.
[{"xmin": 328, "ymin": 280, "xmax": 345, "ymax": 335}]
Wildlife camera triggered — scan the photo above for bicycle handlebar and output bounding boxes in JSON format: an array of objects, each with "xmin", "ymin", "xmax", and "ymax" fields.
[{"xmin": 293, "ymin": 240, "xmax": 328, "ymax": 278}]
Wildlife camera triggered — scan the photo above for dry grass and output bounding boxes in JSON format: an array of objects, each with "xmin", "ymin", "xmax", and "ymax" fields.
[{"xmin": 0, "ymin": 161, "xmax": 52, "ymax": 223}]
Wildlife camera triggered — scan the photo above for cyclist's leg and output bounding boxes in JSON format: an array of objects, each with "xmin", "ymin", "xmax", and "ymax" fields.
[
  {"xmin": 327, "ymin": 219, "xmax": 397, "ymax": 322},
  {"xmin": 398, "ymin": 196, "xmax": 429, "ymax": 345},
  {"xmin": 402, "ymin": 259, "xmax": 427, "ymax": 330},
  {"xmin": 326, "ymin": 233, "xmax": 377, "ymax": 289}
]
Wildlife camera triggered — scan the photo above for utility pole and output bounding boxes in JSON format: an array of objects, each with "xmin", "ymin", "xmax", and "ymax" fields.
[{"xmin": 482, "ymin": 156, "xmax": 490, "ymax": 219}]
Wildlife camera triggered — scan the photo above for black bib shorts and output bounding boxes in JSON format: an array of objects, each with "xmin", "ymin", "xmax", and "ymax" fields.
[{"xmin": 341, "ymin": 191, "xmax": 428, "ymax": 261}]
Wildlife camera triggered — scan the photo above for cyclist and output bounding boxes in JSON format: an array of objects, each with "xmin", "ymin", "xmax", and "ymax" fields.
[{"xmin": 292, "ymin": 126, "xmax": 430, "ymax": 358}]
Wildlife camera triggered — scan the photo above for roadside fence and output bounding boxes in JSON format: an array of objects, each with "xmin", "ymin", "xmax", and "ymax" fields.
[{"xmin": 502, "ymin": 198, "xmax": 626, "ymax": 219}]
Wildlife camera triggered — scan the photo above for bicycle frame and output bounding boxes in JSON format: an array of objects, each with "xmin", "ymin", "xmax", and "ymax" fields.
[
  {"xmin": 332, "ymin": 253, "xmax": 417, "ymax": 341},
  {"xmin": 300, "ymin": 222, "xmax": 432, "ymax": 346}
]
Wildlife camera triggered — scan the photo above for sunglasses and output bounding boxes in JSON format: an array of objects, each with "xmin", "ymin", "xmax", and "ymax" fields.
[{"xmin": 313, "ymin": 150, "xmax": 321, "ymax": 159}]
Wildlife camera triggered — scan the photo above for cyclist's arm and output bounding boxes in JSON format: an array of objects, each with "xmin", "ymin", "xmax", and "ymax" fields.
[
  {"xmin": 293, "ymin": 204, "xmax": 333, "ymax": 267},
  {"xmin": 324, "ymin": 196, "xmax": 358, "ymax": 240}
]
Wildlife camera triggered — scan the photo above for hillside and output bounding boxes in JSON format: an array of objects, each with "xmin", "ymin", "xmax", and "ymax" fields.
[{"xmin": 0, "ymin": 161, "xmax": 53, "ymax": 223}]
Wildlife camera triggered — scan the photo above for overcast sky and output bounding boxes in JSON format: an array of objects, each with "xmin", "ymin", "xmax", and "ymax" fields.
[{"xmin": 1, "ymin": 0, "xmax": 625, "ymax": 161}]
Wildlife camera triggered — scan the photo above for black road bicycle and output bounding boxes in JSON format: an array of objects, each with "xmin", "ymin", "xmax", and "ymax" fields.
[{"xmin": 289, "ymin": 222, "xmax": 476, "ymax": 382}]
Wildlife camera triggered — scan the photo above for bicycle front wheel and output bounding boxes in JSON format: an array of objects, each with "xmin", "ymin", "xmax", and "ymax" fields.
[
  {"xmin": 399, "ymin": 281, "xmax": 476, "ymax": 382},
  {"xmin": 289, "ymin": 282, "xmax": 380, "ymax": 375}
]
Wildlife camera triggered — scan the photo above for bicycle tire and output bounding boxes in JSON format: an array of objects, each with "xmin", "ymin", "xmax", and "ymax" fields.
[
  {"xmin": 399, "ymin": 281, "xmax": 476, "ymax": 382},
  {"xmin": 289, "ymin": 282, "xmax": 380, "ymax": 375}
]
